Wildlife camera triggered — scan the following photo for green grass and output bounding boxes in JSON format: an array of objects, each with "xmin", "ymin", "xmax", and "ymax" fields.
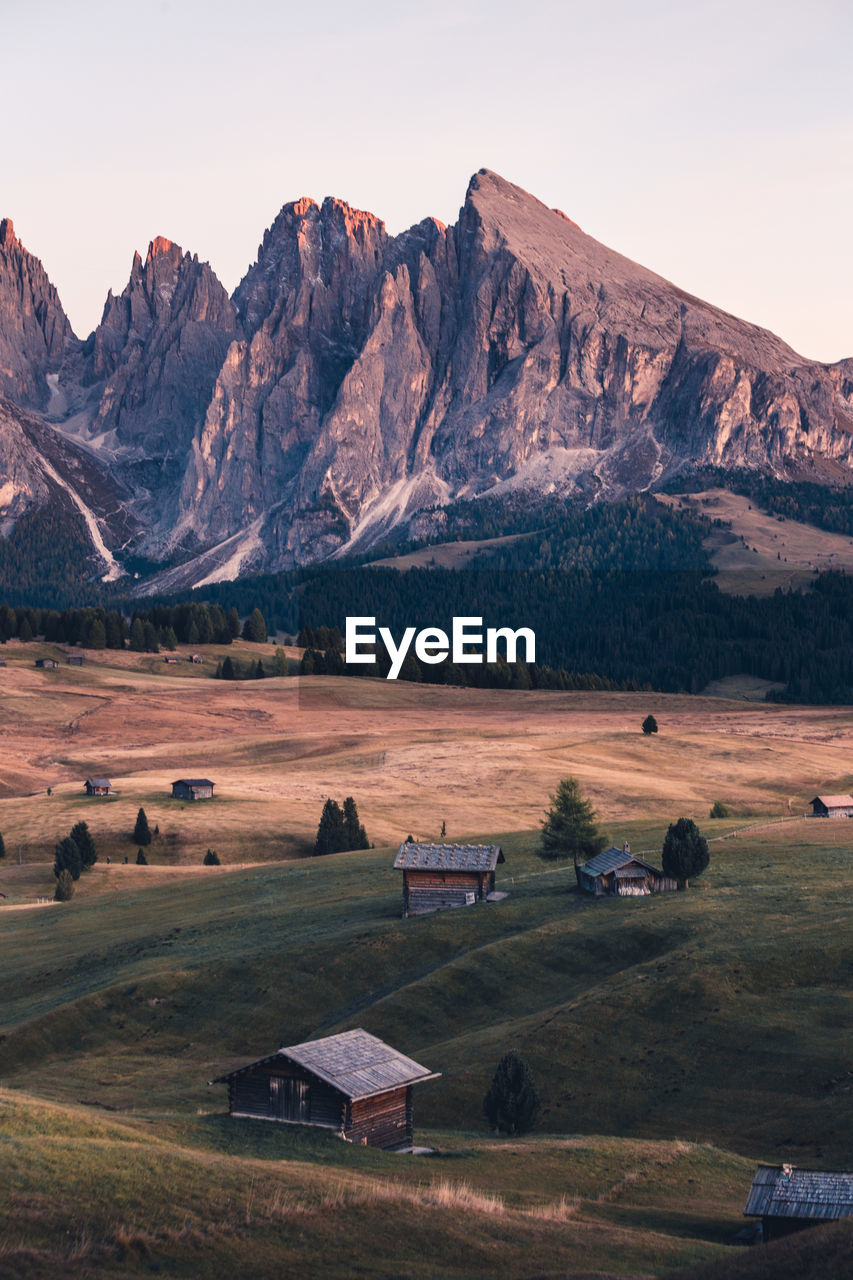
[{"xmin": 1, "ymin": 820, "xmax": 850, "ymax": 1276}]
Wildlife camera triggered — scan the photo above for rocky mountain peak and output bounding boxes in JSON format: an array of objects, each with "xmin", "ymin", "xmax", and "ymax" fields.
[
  {"xmin": 0, "ymin": 218, "xmax": 74, "ymax": 409},
  {"xmin": 1, "ymin": 170, "xmax": 852, "ymax": 591},
  {"xmin": 146, "ymin": 235, "xmax": 179, "ymax": 262}
]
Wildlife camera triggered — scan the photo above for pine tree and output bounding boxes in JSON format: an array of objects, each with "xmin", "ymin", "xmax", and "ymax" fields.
[
  {"xmin": 54, "ymin": 868, "xmax": 74, "ymax": 901},
  {"xmin": 54, "ymin": 836, "xmax": 82, "ymax": 881},
  {"xmin": 203, "ymin": 848, "xmax": 221, "ymax": 865},
  {"xmin": 0, "ymin": 830, "xmax": 5, "ymax": 859},
  {"xmin": 539, "ymin": 777, "xmax": 606, "ymax": 874},
  {"xmin": 314, "ymin": 799, "xmax": 346, "ymax": 855},
  {"xmin": 243, "ymin": 608, "xmax": 267, "ymax": 643},
  {"xmin": 661, "ymin": 817, "xmax": 709, "ymax": 889},
  {"xmin": 221, "ymin": 655, "xmax": 236, "ymax": 680},
  {"xmin": 69, "ymin": 821, "xmax": 97, "ymax": 869},
  {"xmin": 129, "ymin": 618, "xmax": 145, "ymax": 651},
  {"xmin": 88, "ymin": 619, "xmax": 106, "ymax": 649},
  {"xmin": 254, "ymin": 658, "xmax": 266, "ymax": 679},
  {"xmin": 227, "ymin": 607, "xmax": 241, "ymax": 639},
  {"xmin": 273, "ymin": 647, "xmax": 288, "ymax": 676},
  {"xmin": 136, "ymin": 848, "xmax": 147, "ymax": 865},
  {"xmin": 483, "ymin": 1051, "xmax": 541, "ymax": 1134},
  {"xmin": 342, "ymin": 797, "xmax": 369, "ymax": 850},
  {"xmin": 142, "ymin": 621, "xmax": 160, "ymax": 653},
  {"xmin": 133, "ymin": 807, "xmax": 151, "ymax": 846}
]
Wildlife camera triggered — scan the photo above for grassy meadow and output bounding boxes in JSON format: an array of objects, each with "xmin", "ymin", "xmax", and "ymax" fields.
[{"xmin": 0, "ymin": 653, "xmax": 851, "ymax": 1277}]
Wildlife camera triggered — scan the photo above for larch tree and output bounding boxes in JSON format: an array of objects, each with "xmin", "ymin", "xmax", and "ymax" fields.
[{"xmin": 539, "ymin": 777, "xmax": 606, "ymax": 880}]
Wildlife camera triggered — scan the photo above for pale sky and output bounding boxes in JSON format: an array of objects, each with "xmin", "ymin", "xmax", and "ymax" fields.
[{"xmin": 2, "ymin": 0, "xmax": 851, "ymax": 362}]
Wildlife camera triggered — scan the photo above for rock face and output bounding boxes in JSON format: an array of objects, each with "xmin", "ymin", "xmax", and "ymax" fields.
[
  {"xmin": 2, "ymin": 172, "xmax": 853, "ymax": 586},
  {"xmin": 0, "ymin": 219, "xmax": 74, "ymax": 410},
  {"xmin": 74, "ymin": 237, "xmax": 241, "ymax": 538}
]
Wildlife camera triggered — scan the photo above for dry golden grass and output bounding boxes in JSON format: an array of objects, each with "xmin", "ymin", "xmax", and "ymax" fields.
[
  {"xmin": 661, "ymin": 488, "xmax": 853, "ymax": 594},
  {"xmin": 370, "ymin": 530, "xmax": 537, "ymax": 570},
  {"xmin": 1, "ymin": 644, "xmax": 851, "ymax": 882}
]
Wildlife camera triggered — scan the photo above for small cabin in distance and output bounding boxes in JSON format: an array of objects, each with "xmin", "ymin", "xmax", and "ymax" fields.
[
  {"xmin": 744, "ymin": 1164, "xmax": 853, "ymax": 1241},
  {"xmin": 65, "ymin": 653, "xmax": 84, "ymax": 666},
  {"xmin": 394, "ymin": 842, "xmax": 505, "ymax": 917},
  {"xmin": 35, "ymin": 658, "xmax": 58, "ymax": 669},
  {"xmin": 580, "ymin": 843, "xmax": 677, "ymax": 896},
  {"xmin": 84, "ymin": 778, "xmax": 112, "ymax": 797},
  {"xmin": 211, "ymin": 1028, "xmax": 439, "ymax": 1150},
  {"xmin": 172, "ymin": 778, "xmax": 215, "ymax": 801},
  {"xmin": 810, "ymin": 794, "xmax": 853, "ymax": 818}
]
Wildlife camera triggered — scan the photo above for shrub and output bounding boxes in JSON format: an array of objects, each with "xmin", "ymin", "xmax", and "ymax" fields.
[
  {"xmin": 203, "ymin": 849, "xmax": 220, "ymax": 865},
  {"xmin": 136, "ymin": 849, "xmax": 147, "ymax": 865},
  {"xmin": 709, "ymin": 800, "xmax": 730, "ymax": 819},
  {"xmin": 642, "ymin": 714, "xmax": 659, "ymax": 735},
  {"xmin": 0, "ymin": 830, "xmax": 5, "ymax": 859}
]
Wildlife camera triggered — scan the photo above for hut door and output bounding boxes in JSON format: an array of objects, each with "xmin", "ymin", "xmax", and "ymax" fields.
[{"xmin": 269, "ymin": 1076, "xmax": 309, "ymax": 1121}]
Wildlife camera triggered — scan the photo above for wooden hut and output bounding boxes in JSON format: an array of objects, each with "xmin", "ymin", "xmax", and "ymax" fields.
[
  {"xmin": 809, "ymin": 794, "xmax": 853, "ymax": 818},
  {"xmin": 84, "ymin": 778, "xmax": 113, "ymax": 797},
  {"xmin": 744, "ymin": 1164, "xmax": 853, "ymax": 1241},
  {"xmin": 579, "ymin": 843, "xmax": 677, "ymax": 896},
  {"xmin": 35, "ymin": 658, "xmax": 58, "ymax": 669},
  {"xmin": 394, "ymin": 842, "xmax": 504, "ymax": 917},
  {"xmin": 211, "ymin": 1028, "xmax": 439, "ymax": 1150},
  {"xmin": 65, "ymin": 653, "xmax": 84, "ymax": 666},
  {"xmin": 171, "ymin": 778, "xmax": 215, "ymax": 801}
]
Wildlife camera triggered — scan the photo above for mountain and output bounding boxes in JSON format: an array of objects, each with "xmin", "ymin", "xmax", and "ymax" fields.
[
  {"xmin": 0, "ymin": 218, "xmax": 74, "ymax": 411},
  {"xmin": 1, "ymin": 171, "xmax": 852, "ymax": 592}
]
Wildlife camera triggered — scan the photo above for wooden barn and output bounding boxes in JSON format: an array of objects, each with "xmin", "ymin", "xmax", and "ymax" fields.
[
  {"xmin": 744, "ymin": 1164, "xmax": 853, "ymax": 1241},
  {"xmin": 211, "ymin": 1028, "xmax": 439, "ymax": 1149},
  {"xmin": 809, "ymin": 794, "xmax": 853, "ymax": 818},
  {"xmin": 171, "ymin": 778, "xmax": 215, "ymax": 801},
  {"xmin": 84, "ymin": 777, "xmax": 112, "ymax": 797},
  {"xmin": 579, "ymin": 843, "xmax": 677, "ymax": 896},
  {"xmin": 394, "ymin": 842, "xmax": 504, "ymax": 916},
  {"xmin": 35, "ymin": 658, "xmax": 58, "ymax": 669},
  {"xmin": 65, "ymin": 653, "xmax": 84, "ymax": 666}
]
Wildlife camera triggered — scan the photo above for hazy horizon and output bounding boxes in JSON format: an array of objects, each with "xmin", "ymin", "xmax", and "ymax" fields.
[{"xmin": 3, "ymin": 0, "xmax": 851, "ymax": 362}]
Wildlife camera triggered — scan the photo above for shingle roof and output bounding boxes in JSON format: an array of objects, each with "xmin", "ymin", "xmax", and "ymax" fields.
[
  {"xmin": 581, "ymin": 846, "xmax": 661, "ymax": 877},
  {"xmin": 811, "ymin": 794, "xmax": 853, "ymax": 808},
  {"xmin": 394, "ymin": 842, "xmax": 504, "ymax": 872},
  {"xmin": 173, "ymin": 778, "xmax": 215, "ymax": 787},
  {"xmin": 85, "ymin": 778, "xmax": 111, "ymax": 788},
  {"xmin": 213, "ymin": 1029, "xmax": 439, "ymax": 1100},
  {"xmin": 744, "ymin": 1165, "xmax": 853, "ymax": 1220}
]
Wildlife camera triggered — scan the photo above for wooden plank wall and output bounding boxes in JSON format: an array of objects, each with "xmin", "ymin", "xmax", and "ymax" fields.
[{"xmin": 346, "ymin": 1086, "xmax": 411, "ymax": 1148}]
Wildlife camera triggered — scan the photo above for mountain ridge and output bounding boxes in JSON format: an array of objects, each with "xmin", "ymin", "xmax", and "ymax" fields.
[{"xmin": 1, "ymin": 169, "xmax": 852, "ymax": 592}]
